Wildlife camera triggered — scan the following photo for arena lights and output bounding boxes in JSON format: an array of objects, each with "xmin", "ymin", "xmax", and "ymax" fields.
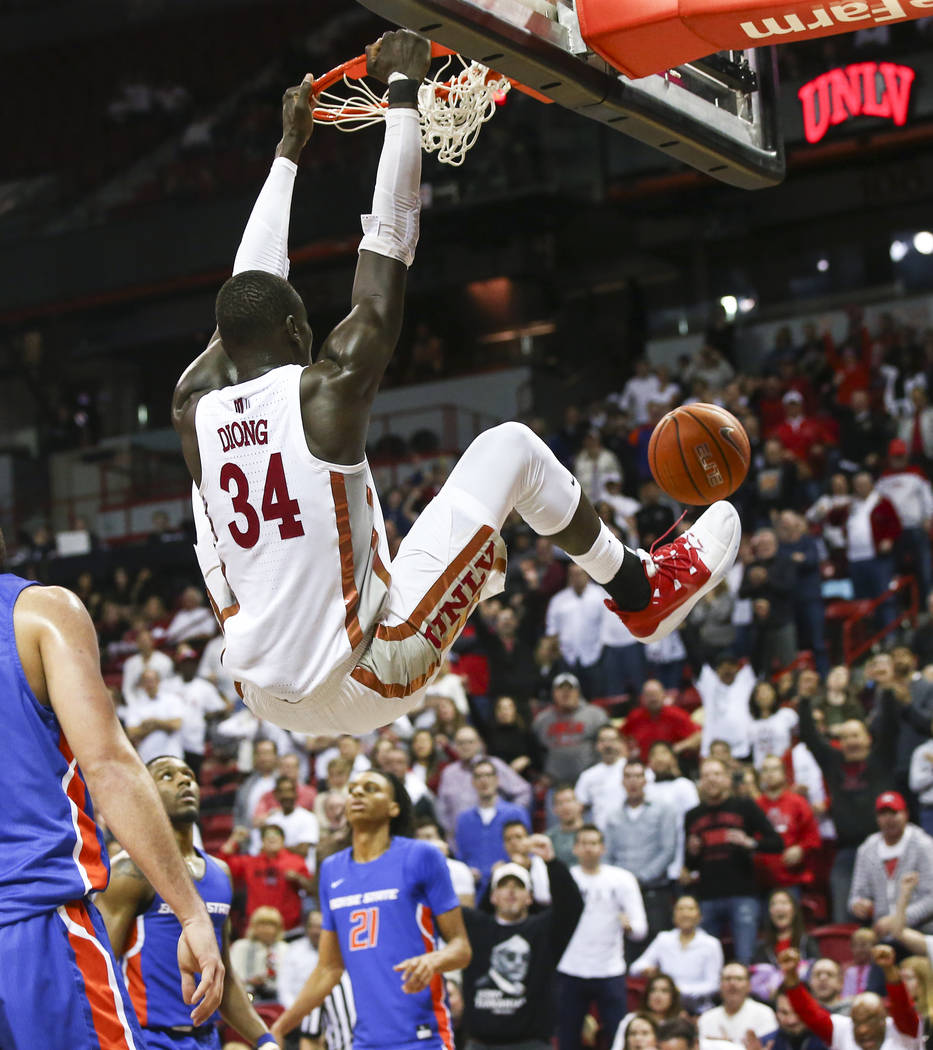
[
  {"xmin": 891, "ymin": 240, "xmax": 910, "ymax": 262},
  {"xmin": 914, "ymin": 231, "xmax": 933, "ymax": 255},
  {"xmin": 797, "ymin": 61, "xmax": 915, "ymax": 144},
  {"xmin": 720, "ymin": 295, "xmax": 738, "ymax": 320},
  {"xmin": 817, "ymin": 258, "xmax": 830, "ymax": 272}
]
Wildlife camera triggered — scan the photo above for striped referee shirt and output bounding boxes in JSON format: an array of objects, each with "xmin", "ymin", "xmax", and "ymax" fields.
[{"xmin": 300, "ymin": 972, "xmax": 355, "ymax": 1050}]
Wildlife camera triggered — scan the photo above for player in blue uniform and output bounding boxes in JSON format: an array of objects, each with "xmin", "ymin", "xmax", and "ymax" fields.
[
  {"xmin": 0, "ymin": 553, "xmax": 223, "ymax": 1050},
  {"xmin": 270, "ymin": 770, "xmax": 472, "ymax": 1048},
  {"xmin": 98, "ymin": 754, "xmax": 280, "ymax": 1050}
]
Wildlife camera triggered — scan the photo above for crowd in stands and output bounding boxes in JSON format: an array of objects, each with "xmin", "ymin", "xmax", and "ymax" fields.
[{"xmin": 8, "ymin": 303, "xmax": 933, "ymax": 1050}]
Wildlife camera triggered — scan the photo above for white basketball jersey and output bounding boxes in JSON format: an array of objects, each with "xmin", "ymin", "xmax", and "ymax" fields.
[{"xmin": 193, "ymin": 364, "xmax": 391, "ymax": 701}]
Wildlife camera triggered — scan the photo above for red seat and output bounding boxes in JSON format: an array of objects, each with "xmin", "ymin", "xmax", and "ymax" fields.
[{"xmin": 811, "ymin": 923, "xmax": 859, "ymax": 965}]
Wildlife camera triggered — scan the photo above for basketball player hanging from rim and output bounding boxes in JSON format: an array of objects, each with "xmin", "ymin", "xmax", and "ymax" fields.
[{"xmin": 172, "ymin": 29, "xmax": 742, "ymax": 738}]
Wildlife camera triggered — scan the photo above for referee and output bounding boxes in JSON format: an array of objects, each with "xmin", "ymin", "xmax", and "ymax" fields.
[{"xmin": 299, "ymin": 972, "xmax": 356, "ymax": 1050}]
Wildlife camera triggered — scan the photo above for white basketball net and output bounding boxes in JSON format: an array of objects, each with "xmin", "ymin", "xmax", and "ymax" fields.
[{"xmin": 313, "ymin": 54, "xmax": 512, "ymax": 167}]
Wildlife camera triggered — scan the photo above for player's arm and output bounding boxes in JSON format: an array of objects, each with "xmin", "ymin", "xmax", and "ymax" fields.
[
  {"xmin": 171, "ymin": 77, "xmax": 315, "ymax": 479},
  {"xmin": 271, "ymin": 929, "xmax": 345, "ymax": 1041},
  {"xmin": 96, "ymin": 853, "xmax": 156, "ymax": 955},
  {"xmin": 218, "ymin": 916, "xmax": 280, "ymax": 1048},
  {"xmin": 307, "ymin": 32, "xmax": 431, "ymax": 460},
  {"xmin": 393, "ymin": 906, "xmax": 472, "ymax": 994},
  {"xmin": 15, "ymin": 585, "xmax": 224, "ymax": 1024}
]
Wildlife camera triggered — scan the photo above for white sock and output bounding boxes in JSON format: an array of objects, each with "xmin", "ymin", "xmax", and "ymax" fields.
[{"xmin": 571, "ymin": 521, "xmax": 628, "ymax": 584}]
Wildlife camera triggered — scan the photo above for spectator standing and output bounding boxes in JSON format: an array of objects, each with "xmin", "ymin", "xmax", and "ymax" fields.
[
  {"xmin": 635, "ymin": 483, "xmax": 677, "ymax": 550},
  {"xmin": 845, "ymin": 472, "xmax": 901, "ymax": 621},
  {"xmin": 164, "ymin": 586, "xmax": 218, "ymax": 646},
  {"xmin": 776, "ymin": 511, "xmax": 828, "ymax": 674},
  {"xmin": 749, "ymin": 681, "xmax": 800, "ymax": 769},
  {"xmin": 544, "ymin": 568, "xmax": 607, "ymax": 699},
  {"xmin": 630, "ymin": 895, "xmax": 724, "ymax": 1013},
  {"xmin": 575, "ymin": 430, "xmax": 624, "ymax": 503},
  {"xmin": 815, "ymin": 666, "xmax": 865, "ymax": 734},
  {"xmin": 255, "ymin": 775, "xmax": 320, "ymax": 863},
  {"xmin": 254, "ymin": 753, "xmax": 317, "ymax": 824},
  {"xmin": 482, "ymin": 695, "xmax": 543, "ymax": 779},
  {"xmin": 646, "ymin": 742, "xmax": 700, "ymax": 883},
  {"xmin": 278, "ymin": 910, "xmax": 322, "ymax": 1010},
  {"xmin": 876, "ymin": 440, "xmax": 933, "ymax": 603},
  {"xmin": 502, "ymin": 823, "xmax": 554, "ymax": 905},
  {"xmin": 798, "ymin": 693, "xmax": 899, "ymax": 922},
  {"xmin": 778, "ymin": 945, "xmax": 924, "ymax": 1050},
  {"xmin": 755, "ymin": 754, "xmax": 822, "ymax": 891},
  {"xmin": 740, "ymin": 530, "xmax": 798, "ymax": 675},
  {"xmin": 623, "ymin": 680, "xmax": 701, "ymax": 763},
  {"xmin": 233, "ymin": 738, "xmax": 280, "ymax": 833},
  {"xmin": 752, "ymin": 890, "xmax": 821, "ymax": 1000},
  {"xmin": 849, "ymin": 791, "xmax": 933, "ymax": 937},
  {"xmin": 547, "ymin": 784, "xmax": 586, "ymax": 866},
  {"xmin": 613, "ymin": 359, "xmax": 662, "ymax": 427},
  {"xmin": 897, "ymin": 386, "xmax": 933, "ymax": 465},
  {"xmin": 460, "ymin": 607, "xmax": 540, "ymax": 718},
  {"xmin": 909, "ymin": 738, "xmax": 933, "ymax": 838},
  {"xmin": 601, "ymin": 602, "xmax": 647, "ymax": 698},
  {"xmin": 772, "ymin": 390, "xmax": 830, "ymax": 465},
  {"xmin": 808, "ymin": 959, "xmax": 850, "ymax": 1015},
  {"xmin": 605, "ymin": 760, "xmax": 677, "ymax": 943},
  {"xmin": 575, "ymin": 724, "xmax": 630, "ymax": 831},
  {"xmin": 696, "ymin": 963, "xmax": 778, "ymax": 1041},
  {"xmin": 455, "ymin": 759, "xmax": 531, "ymax": 892},
  {"xmin": 436, "ymin": 725, "xmax": 532, "ymax": 834},
  {"xmin": 461, "ymin": 844, "xmax": 584, "ymax": 1050},
  {"xmin": 170, "ymin": 641, "xmax": 230, "ymax": 780},
  {"xmin": 414, "ymin": 818, "xmax": 477, "ymax": 907},
  {"xmin": 881, "ymin": 647, "xmax": 933, "ymax": 811},
  {"xmin": 697, "ymin": 656, "xmax": 756, "ymax": 762},
  {"xmin": 556, "ymin": 825, "xmax": 648, "ymax": 1050},
  {"xmin": 684, "ymin": 757, "xmax": 783, "ymax": 964},
  {"xmin": 124, "ymin": 667, "xmax": 185, "ymax": 764},
  {"xmin": 533, "ymin": 673, "xmax": 609, "ymax": 785},
  {"xmin": 842, "ymin": 929, "xmax": 887, "ymax": 1001},
  {"xmin": 121, "ymin": 627, "xmax": 174, "ymax": 708}
]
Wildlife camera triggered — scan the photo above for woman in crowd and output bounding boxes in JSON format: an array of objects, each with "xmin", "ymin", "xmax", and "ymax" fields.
[
  {"xmin": 900, "ymin": 956, "xmax": 933, "ymax": 1050},
  {"xmin": 611, "ymin": 975, "xmax": 683, "ymax": 1050},
  {"xmin": 814, "ymin": 665, "xmax": 863, "ymax": 732},
  {"xmin": 410, "ymin": 727, "xmax": 451, "ymax": 794},
  {"xmin": 748, "ymin": 680, "xmax": 798, "ymax": 768},
  {"xmin": 754, "ymin": 889, "xmax": 820, "ymax": 965},
  {"xmin": 481, "ymin": 694, "xmax": 542, "ymax": 777},
  {"xmin": 229, "ymin": 905, "xmax": 285, "ymax": 1002},
  {"xmin": 623, "ymin": 1014, "xmax": 660, "ymax": 1050},
  {"xmin": 631, "ymin": 898, "xmax": 722, "ymax": 1014}
]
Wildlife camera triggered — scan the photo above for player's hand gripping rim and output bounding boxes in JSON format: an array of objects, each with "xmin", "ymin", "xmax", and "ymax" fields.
[
  {"xmin": 178, "ymin": 917, "xmax": 225, "ymax": 1024},
  {"xmin": 394, "ymin": 951, "xmax": 439, "ymax": 994}
]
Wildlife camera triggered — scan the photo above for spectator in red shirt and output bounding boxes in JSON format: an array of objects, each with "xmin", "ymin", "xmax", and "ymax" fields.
[
  {"xmin": 623, "ymin": 679, "xmax": 701, "ymax": 762},
  {"xmin": 755, "ymin": 755, "xmax": 822, "ymax": 890},
  {"xmin": 220, "ymin": 823, "xmax": 313, "ymax": 932},
  {"xmin": 772, "ymin": 391, "xmax": 833, "ymax": 465}
]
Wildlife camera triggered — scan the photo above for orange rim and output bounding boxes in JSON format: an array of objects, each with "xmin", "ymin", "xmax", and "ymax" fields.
[{"xmin": 310, "ymin": 39, "xmax": 551, "ymax": 119}]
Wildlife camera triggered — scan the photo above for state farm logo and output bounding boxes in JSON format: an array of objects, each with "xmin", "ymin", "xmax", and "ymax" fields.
[
  {"xmin": 797, "ymin": 61, "xmax": 915, "ymax": 143},
  {"xmin": 740, "ymin": 0, "xmax": 933, "ymax": 39}
]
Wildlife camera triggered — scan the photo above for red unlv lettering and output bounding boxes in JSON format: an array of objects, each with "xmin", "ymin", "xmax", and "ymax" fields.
[
  {"xmin": 217, "ymin": 419, "xmax": 269, "ymax": 452},
  {"xmin": 798, "ymin": 61, "xmax": 915, "ymax": 143}
]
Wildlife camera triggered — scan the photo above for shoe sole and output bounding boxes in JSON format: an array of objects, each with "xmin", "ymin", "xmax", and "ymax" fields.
[{"xmin": 636, "ymin": 502, "xmax": 742, "ymax": 644}]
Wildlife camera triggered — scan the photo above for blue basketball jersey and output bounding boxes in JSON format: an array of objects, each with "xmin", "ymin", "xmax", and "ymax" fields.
[
  {"xmin": 319, "ymin": 837, "xmax": 460, "ymax": 1050},
  {"xmin": 121, "ymin": 848, "xmax": 230, "ymax": 1028},
  {"xmin": 0, "ymin": 573, "xmax": 110, "ymax": 926}
]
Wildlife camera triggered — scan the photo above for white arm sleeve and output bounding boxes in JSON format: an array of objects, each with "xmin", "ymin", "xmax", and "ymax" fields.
[
  {"xmin": 232, "ymin": 156, "xmax": 298, "ymax": 278},
  {"xmin": 358, "ymin": 107, "xmax": 422, "ymax": 267}
]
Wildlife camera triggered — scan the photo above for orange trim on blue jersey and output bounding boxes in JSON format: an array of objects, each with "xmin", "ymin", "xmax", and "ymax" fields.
[
  {"xmin": 416, "ymin": 904, "xmax": 454, "ymax": 1050},
  {"xmin": 62, "ymin": 902, "xmax": 139, "ymax": 1050},
  {"xmin": 122, "ymin": 919, "xmax": 148, "ymax": 1027},
  {"xmin": 57, "ymin": 734, "xmax": 108, "ymax": 891}
]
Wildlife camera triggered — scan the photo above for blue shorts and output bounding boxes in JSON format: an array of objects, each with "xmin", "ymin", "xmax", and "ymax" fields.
[
  {"xmin": 142, "ymin": 1026, "xmax": 222, "ymax": 1050},
  {"xmin": 0, "ymin": 898, "xmax": 145, "ymax": 1049}
]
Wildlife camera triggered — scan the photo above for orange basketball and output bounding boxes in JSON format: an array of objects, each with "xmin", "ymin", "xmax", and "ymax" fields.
[{"xmin": 648, "ymin": 403, "xmax": 750, "ymax": 505}]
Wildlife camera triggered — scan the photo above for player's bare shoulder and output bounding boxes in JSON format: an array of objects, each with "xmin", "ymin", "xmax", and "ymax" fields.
[{"xmin": 13, "ymin": 585, "xmax": 96, "ymax": 699}]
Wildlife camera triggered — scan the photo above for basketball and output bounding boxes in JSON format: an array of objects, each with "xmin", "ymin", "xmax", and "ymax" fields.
[{"xmin": 648, "ymin": 403, "xmax": 750, "ymax": 506}]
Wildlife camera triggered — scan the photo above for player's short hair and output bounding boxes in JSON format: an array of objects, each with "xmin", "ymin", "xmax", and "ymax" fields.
[
  {"xmin": 378, "ymin": 770, "xmax": 414, "ymax": 839},
  {"xmin": 215, "ymin": 271, "xmax": 305, "ymax": 349},
  {"xmin": 575, "ymin": 823, "xmax": 603, "ymax": 842},
  {"xmin": 146, "ymin": 754, "xmax": 192, "ymax": 775}
]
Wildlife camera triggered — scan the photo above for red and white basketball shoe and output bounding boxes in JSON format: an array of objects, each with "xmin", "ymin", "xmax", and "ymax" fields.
[{"xmin": 606, "ymin": 501, "xmax": 741, "ymax": 644}]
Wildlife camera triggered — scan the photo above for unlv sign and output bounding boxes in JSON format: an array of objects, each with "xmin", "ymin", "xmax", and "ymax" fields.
[{"xmin": 798, "ymin": 62, "xmax": 916, "ymax": 143}]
